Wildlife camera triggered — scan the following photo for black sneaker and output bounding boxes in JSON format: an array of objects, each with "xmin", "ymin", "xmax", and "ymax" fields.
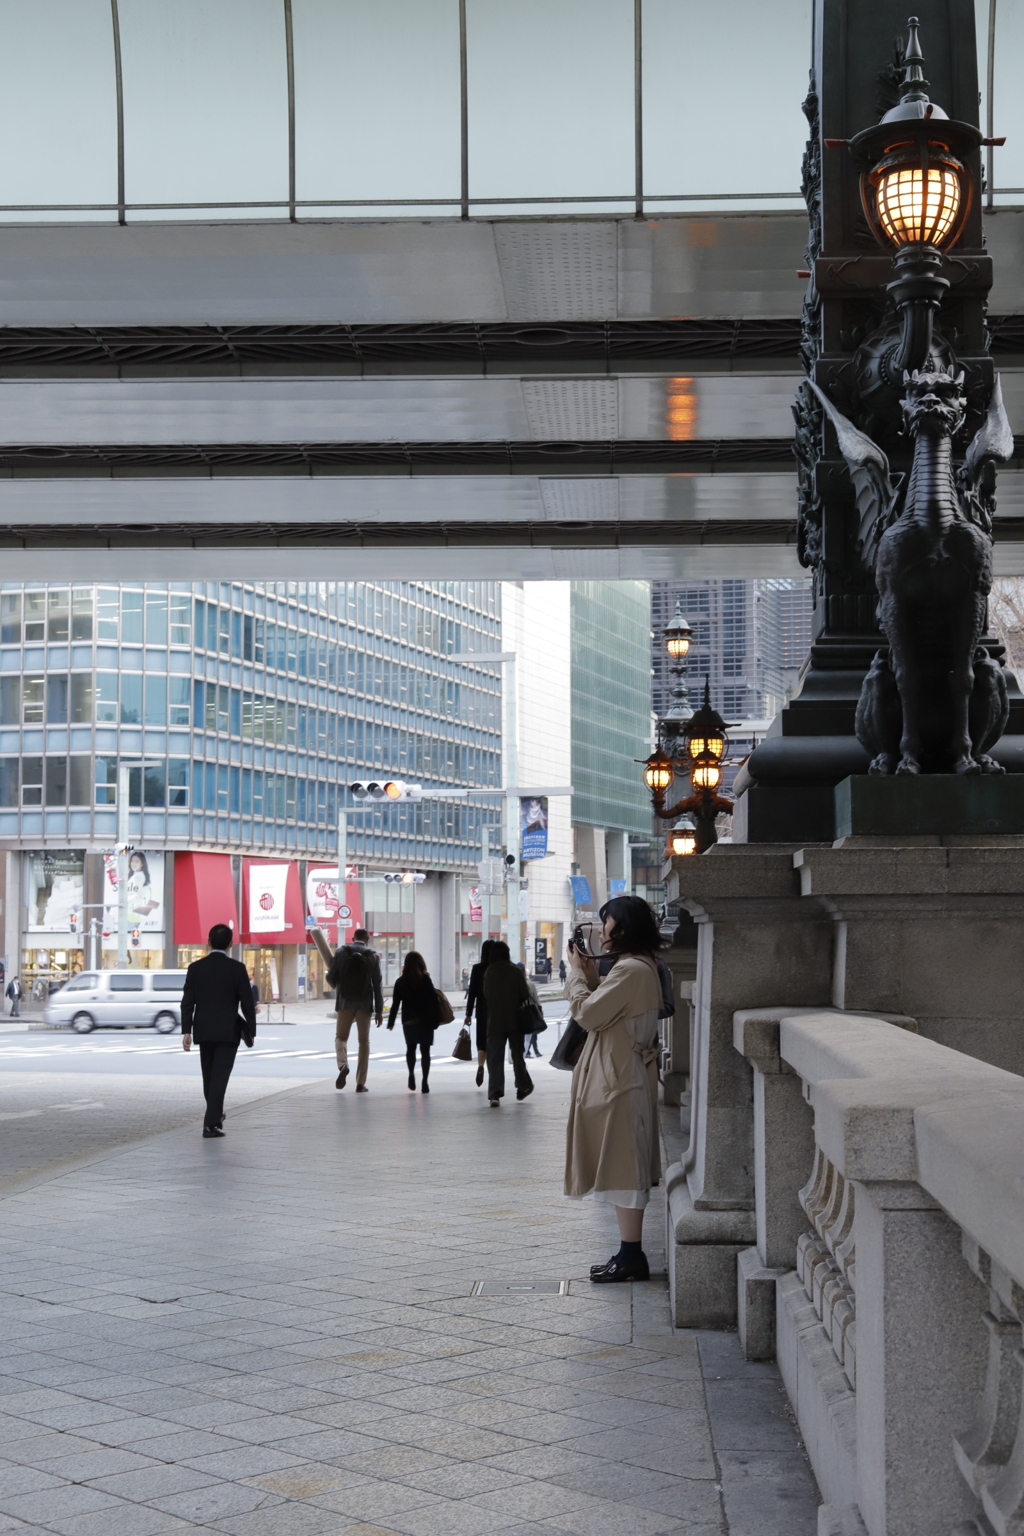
[
  {"xmin": 516, "ymin": 1084, "xmax": 534, "ymax": 1101},
  {"xmin": 202, "ymin": 1126, "xmax": 225, "ymax": 1139},
  {"xmin": 590, "ymin": 1252, "xmax": 650, "ymax": 1284}
]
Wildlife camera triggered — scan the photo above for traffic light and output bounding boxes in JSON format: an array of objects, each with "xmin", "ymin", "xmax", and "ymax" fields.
[
  {"xmin": 384, "ymin": 871, "xmax": 427, "ymax": 884},
  {"xmin": 130, "ymin": 928, "xmax": 140, "ymax": 948},
  {"xmin": 350, "ymin": 781, "xmax": 423, "ymax": 802}
]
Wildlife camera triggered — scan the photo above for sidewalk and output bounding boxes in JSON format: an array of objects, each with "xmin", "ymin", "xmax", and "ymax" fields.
[{"xmin": 0, "ymin": 1061, "xmax": 818, "ymax": 1534}]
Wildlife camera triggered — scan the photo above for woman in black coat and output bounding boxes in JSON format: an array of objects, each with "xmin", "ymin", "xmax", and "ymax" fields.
[
  {"xmin": 463, "ymin": 938, "xmax": 494, "ymax": 1089},
  {"xmin": 387, "ymin": 951, "xmax": 441, "ymax": 1093}
]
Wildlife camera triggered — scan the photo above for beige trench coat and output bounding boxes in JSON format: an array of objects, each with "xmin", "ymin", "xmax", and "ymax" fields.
[{"xmin": 563, "ymin": 954, "xmax": 662, "ymax": 1198}]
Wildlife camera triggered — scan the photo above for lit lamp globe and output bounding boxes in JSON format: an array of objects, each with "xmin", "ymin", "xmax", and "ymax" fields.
[
  {"xmin": 840, "ymin": 16, "xmax": 992, "ymax": 372},
  {"xmin": 664, "ymin": 608, "xmax": 692, "ymax": 660},
  {"xmin": 643, "ymin": 751, "xmax": 674, "ymax": 794},
  {"xmin": 668, "ymin": 818, "xmax": 697, "ymax": 857},
  {"xmin": 691, "ymin": 759, "xmax": 723, "ymax": 791}
]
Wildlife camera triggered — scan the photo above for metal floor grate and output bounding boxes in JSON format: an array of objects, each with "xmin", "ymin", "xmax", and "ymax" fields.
[{"xmin": 472, "ymin": 1280, "xmax": 568, "ymax": 1296}]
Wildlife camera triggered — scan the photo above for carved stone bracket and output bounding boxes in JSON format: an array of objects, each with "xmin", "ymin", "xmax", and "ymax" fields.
[
  {"xmin": 955, "ymin": 1237, "xmax": 1024, "ymax": 1535},
  {"xmin": 797, "ymin": 1145, "xmax": 857, "ymax": 1389}
]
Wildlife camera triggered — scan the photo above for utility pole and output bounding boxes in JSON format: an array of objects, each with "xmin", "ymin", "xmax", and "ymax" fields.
[{"xmin": 116, "ymin": 760, "xmax": 130, "ymax": 967}]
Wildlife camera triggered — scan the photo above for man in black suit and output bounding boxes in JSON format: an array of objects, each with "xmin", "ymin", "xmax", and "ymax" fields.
[{"xmin": 181, "ymin": 923, "xmax": 256, "ymax": 1139}]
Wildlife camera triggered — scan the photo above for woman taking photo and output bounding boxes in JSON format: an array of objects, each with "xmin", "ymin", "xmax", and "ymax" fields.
[
  {"xmin": 387, "ymin": 951, "xmax": 440, "ymax": 1093},
  {"xmin": 564, "ymin": 894, "xmax": 663, "ymax": 1283}
]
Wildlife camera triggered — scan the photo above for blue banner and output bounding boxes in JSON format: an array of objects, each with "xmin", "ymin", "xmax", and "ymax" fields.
[
  {"xmin": 609, "ymin": 879, "xmax": 627, "ymax": 897},
  {"xmin": 568, "ymin": 876, "xmax": 592, "ymax": 906},
  {"xmin": 520, "ymin": 795, "xmax": 549, "ymax": 860}
]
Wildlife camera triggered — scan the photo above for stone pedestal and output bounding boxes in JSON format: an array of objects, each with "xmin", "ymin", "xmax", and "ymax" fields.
[
  {"xmin": 796, "ymin": 842, "xmax": 1024, "ymax": 1075},
  {"xmin": 666, "ymin": 834, "xmax": 1024, "ymax": 1335},
  {"xmin": 836, "ymin": 774, "xmax": 1024, "ymax": 838},
  {"xmin": 664, "ymin": 847, "xmax": 833, "ymax": 1326}
]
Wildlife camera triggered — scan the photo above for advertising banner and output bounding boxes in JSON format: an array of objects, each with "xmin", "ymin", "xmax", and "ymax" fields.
[
  {"xmin": 568, "ymin": 875, "xmax": 592, "ymax": 907},
  {"xmin": 468, "ymin": 886, "xmax": 483, "ymax": 924},
  {"xmin": 609, "ymin": 878, "xmax": 628, "ymax": 897},
  {"xmin": 520, "ymin": 795, "xmax": 549, "ymax": 860},
  {"xmin": 103, "ymin": 851, "xmax": 165, "ymax": 940},
  {"xmin": 249, "ymin": 863, "xmax": 290, "ymax": 935},
  {"xmin": 26, "ymin": 851, "xmax": 84, "ymax": 932},
  {"xmin": 306, "ymin": 866, "xmax": 363, "ymax": 942}
]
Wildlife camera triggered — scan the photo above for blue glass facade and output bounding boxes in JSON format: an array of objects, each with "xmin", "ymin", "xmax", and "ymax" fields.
[{"xmin": 0, "ymin": 580, "xmax": 503, "ymax": 867}]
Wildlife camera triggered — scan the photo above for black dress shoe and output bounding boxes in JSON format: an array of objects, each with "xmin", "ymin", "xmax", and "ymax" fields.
[
  {"xmin": 590, "ymin": 1252, "xmax": 650, "ymax": 1284},
  {"xmin": 202, "ymin": 1126, "xmax": 225, "ymax": 1139},
  {"xmin": 516, "ymin": 1084, "xmax": 534, "ymax": 1101}
]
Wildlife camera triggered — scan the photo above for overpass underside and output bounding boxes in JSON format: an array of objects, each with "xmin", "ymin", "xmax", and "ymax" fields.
[{"xmin": 1, "ymin": 212, "xmax": 1023, "ymax": 580}]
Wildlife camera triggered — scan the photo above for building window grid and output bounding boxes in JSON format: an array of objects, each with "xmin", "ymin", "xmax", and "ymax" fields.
[{"xmin": 0, "ymin": 581, "xmax": 501, "ymax": 863}]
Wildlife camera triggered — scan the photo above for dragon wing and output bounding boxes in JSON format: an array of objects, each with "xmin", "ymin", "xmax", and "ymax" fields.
[
  {"xmin": 964, "ymin": 374, "xmax": 1014, "ymax": 486},
  {"xmin": 807, "ymin": 380, "xmax": 895, "ymax": 567}
]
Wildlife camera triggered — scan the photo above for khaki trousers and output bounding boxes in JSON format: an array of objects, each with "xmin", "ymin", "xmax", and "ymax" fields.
[{"xmin": 336, "ymin": 1008, "xmax": 372, "ymax": 1086}]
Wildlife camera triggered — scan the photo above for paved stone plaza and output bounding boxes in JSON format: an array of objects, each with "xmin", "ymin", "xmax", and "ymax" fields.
[{"xmin": 0, "ymin": 1048, "xmax": 819, "ymax": 1535}]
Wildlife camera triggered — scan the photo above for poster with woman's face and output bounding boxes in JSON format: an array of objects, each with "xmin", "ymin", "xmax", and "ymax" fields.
[{"xmin": 103, "ymin": 851, "xmax": 165, "ymax": 937}]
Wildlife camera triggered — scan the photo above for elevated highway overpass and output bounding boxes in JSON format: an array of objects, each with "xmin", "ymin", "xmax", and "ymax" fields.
[{"xmin": 1, "ymin": 210, "xmax": 1023, "ymax": 579}]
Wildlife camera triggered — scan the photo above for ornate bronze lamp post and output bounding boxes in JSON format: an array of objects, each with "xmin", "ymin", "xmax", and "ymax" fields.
[{"xmin": 642, "ymin": 680, "xmax": 733, "ymax": 855}]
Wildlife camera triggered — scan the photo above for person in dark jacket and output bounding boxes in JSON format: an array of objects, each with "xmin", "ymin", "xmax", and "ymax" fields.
[
  {"xmin": 463, "ymin": 938, "xmax": 495, "ymax": 1090},
  {"xmin": 482, "ymin": 941, "xmax": 533, "ymax": 1106},
  {"xmin": 387, "ymin": 951, "xmax": 440, "ymax": 1093},
  {"xmin": 313, "ymin": 926, "xmax": 384, "ymax": 1093},
  {"xmin": 5, "ymin": 975, "xmax": 23, "ymax": 1017},
  {"xmin": 181, "ymin": 923, "xmax": 256, "ymax": 1138}
]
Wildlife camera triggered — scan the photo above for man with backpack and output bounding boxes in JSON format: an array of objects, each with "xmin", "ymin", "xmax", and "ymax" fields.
[{"xmin": 325, "ymin": 928, "xmax": 383, "ymax": 1093}]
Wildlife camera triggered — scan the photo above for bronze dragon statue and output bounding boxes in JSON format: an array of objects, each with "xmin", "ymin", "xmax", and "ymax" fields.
[{"xmin": 811, "ymin": 367, "xmax": 1014, "ymax": 775}]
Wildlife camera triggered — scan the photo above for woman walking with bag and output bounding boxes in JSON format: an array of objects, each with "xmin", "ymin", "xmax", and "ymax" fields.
[
  {"xmin": 564, "ymin": 895, "xmax": 663, "ymax": 1283},
  {"xmin": 387, "ymin": 951, "xmax": 441, "ymax": 1093}
]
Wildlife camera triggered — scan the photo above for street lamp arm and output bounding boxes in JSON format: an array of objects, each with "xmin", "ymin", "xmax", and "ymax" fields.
[{"xmin": 651, "ymin": 789, "xmax": 733, "ymax": 820}]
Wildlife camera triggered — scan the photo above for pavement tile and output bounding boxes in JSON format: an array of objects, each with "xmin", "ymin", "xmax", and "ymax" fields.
[
  {"xmin": 0, "ymin": 1485, "xmax": 121, "ymax": 1523},
  {"xmin": 147, "ymin": 1482, "xmax": 282, "ymax": 1523},
  {"xmin": 85, "ymin": 1463, "xmax": 219, "ymax": 1501},
  {"xmin": 0, "ymin": 1070, "xmax": 817, "ymax": 1536}
]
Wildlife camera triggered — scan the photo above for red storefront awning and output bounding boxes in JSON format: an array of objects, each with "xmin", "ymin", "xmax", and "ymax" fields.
[
  {"xmin": 173, "ymin": 852, "xmax": 238, "ymax": 946},
  {"xmin": 240, "ymin": 860, "xmax": 303, "ymax": 945}
]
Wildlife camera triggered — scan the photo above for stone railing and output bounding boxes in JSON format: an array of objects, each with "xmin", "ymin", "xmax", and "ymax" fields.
[{"xmin": 733, "ymin": 1006, "xmax": 1024, "ymax": 1536}]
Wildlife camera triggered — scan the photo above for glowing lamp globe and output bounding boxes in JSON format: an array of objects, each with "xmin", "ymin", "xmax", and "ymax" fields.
[
  {"xmin": 664, "ymin": 607, "xmax": 692, "ymax": 660},
  {"xmin": 643, "ymin": 752, "xmax": 674, "ymax": 793},
  {"xmin": 867, "ymin": 144, "xmax": 965, "ymax": 249},
  {"xmin": 691, "ymin": 761, "xmax": 722, "ymax": 791},
  {"xmin": 668, "ymin": 820, "xmax": 697, "ymax": 857}
]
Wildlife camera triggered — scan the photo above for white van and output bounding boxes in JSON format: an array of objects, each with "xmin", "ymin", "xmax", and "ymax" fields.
[{"xmin": 44, "ymin": 970, "xmax": 188, "ymax": 1034}]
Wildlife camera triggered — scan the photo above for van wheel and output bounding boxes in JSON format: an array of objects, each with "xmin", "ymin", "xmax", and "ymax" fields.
[
  {"xmin": 71, "ymin": 1012, "xmax": 95, "ymax": 1034},
  {"xmin": 154, "ymin": 1012, "xmax": 177, "ymax": 1035}
]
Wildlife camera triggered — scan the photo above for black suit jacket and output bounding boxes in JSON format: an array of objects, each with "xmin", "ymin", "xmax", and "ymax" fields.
[{"xmin": 181, "ymin": 951, "xmax": 257, "ymax": 1043}]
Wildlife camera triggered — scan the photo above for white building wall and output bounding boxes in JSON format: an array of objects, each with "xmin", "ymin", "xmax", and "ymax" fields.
[{"xmin": 501, "ymin": 582, "xmax": 573, "ymax": 962}]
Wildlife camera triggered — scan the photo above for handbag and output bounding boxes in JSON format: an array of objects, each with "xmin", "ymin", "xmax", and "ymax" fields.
[
  {"xmin": 452, "ymin": 1026, "xmax": 473, "ymax": 1061},
  {"xmin": 519, "ymin": 998, "xmax": 547, "ymax": 1035},
  {"xmin": 239, "ymin": 1020, "xmax": 256, "ymax": 1049},
  {"xmin": 435, "ymin": 989, "xmax": 454, "ymax": 1024},
  {"xmin": 549, "ymin": 1017, "xmax": 586, "ymax": 1071}
]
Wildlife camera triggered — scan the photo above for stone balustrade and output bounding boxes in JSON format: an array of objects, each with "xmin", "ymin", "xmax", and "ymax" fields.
[{"xmin": 732, "ymin": 1005, "xmax": 1024, "ymax": 1536}]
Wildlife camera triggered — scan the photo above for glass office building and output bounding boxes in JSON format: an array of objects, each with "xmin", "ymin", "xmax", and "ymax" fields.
[{"xmin": 0, "ymin": 580, "xmax": 503, "ymax": 995}]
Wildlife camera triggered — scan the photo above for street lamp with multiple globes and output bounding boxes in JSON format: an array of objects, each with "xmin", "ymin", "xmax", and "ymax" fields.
[{"xmin": 641, "ymin": 601, "xmax": 733, "ymax": 855}]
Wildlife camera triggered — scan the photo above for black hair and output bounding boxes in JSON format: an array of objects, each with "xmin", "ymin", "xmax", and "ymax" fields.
[
  {"xmin": 598, "ymin": 895, "xmax": 662, "ymax": 958},
  {"xmin": 352, "ymin": 928, "xmax": 369, "ymax": 943},
  {"xmin": 489, "ymin": 940, "xmax": 511, "ymax": 963},
  {"xmin": 208, "ymin": 923, "xmax": 233, "ymax": 951},
  {"xmin": 480, "ymin": 938, "xmax": 495, "ymax": 966},
  {"xmin": 402, "ymin": 950, "xmax": 428, "ymax": 979},
  {"xmin": 128, "ymin": 850, "xmax": 151, "ymax": 883}
]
